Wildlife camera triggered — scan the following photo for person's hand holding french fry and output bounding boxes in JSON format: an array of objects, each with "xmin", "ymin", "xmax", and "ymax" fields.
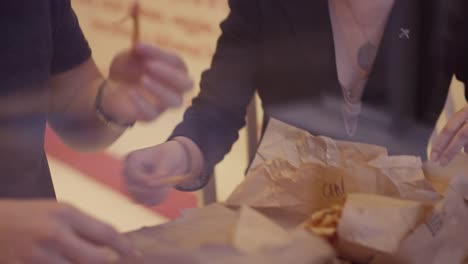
[{"xmin": 99, "ymin": 1, "xmax": 193, "ymax": 127}]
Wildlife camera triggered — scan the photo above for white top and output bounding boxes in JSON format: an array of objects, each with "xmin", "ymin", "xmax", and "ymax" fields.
[
  {"xmin": 328, "ymin": 0, "xmax": 395, "ymax": 135},
  {"xmin": 328, "ymin": 0, "xmax": 395, "ymax": 101}
]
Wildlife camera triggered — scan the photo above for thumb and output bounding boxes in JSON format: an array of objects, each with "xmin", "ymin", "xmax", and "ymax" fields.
[{"xmin": 125, "ymin": 149, "xmax": 158, "ymax": 173}]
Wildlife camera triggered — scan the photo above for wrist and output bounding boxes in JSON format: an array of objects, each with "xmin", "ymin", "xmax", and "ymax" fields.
[
  {"xmin": 95, "ymin": 79, "xmax": 135, "ymax": 130},
  {"xmin": 172, "ymin": 137, "xmax": 204, "ymax": 180}
]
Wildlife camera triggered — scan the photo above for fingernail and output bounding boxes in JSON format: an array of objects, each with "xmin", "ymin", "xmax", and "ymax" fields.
[{"xmin": 431, "ymin": 152, "xmax": 439, "ymax": 162}]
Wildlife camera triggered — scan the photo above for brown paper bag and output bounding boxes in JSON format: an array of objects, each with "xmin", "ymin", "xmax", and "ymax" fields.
[
  {"xmin": 123, "ymin": 237, "xmax": 337, "ymax": 264},
  {"xmin": 379, "ymin": 174, "xmax": 468, "ymax": 264},
  {"xmin": 121, "ymin": 204, "xmax": 337, "ymax": 264},
  {"xmin": 335, "ymin": 193, "xmax": 433, "ymax": 263},
  {"xmin": 246, "ymin": 119, "xmax": 388, "ymax": 171},
  {"xmin": 227, "ymin": 119, "xmax": 440, "ymax": 215},
  {"xmin": 423, "ymin": 153, "xmax": 468, "ymax": 196},
  {"xmin": 233, "ymin": 206, "xmax": 292, "ymax": 253},
  {"xmin": 127, "ymin": 204, "xmax": 238, "ymax": 251}
]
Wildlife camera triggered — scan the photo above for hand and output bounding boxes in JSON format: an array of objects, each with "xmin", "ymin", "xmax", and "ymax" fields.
[
  {"xmin": 123, "ymin": 139, "xmax": 200, "ymax": 206},
  {"xmin": 431, "ymin": 106, "xmax": 468, "ymax": 166},
  {"xmin": 0, "ymin": 200, "xmax": 137, "ymax": 264},
  {"xmin": 100, "ymin": 44, "xmax": 193, "ymax": 124}
]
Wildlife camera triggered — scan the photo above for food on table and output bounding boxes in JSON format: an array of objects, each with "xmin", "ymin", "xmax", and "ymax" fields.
[{"xmin": 302, "ymin": 204, "xmax": 343, "ymax": 241}]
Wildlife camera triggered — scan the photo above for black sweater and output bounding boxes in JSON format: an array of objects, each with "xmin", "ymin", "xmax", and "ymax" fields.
[{"xmin": 171, "ymin": 0, "xmax": 468, "ymax": 190}]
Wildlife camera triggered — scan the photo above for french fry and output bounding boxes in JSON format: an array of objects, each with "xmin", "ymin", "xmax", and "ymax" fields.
[
  {"xmin": 130, "ymin": 0, "xmax": 140, "ymax": 49},
  {"xmin": 309, "ymin": 227, "xmax": 336, "ymax": 237},
  {"xmin": 301, "ymin": 204, "xmax": 343, "ymax": 240},
  {"xmin": 115, "ymin": 1, "xmax": 141, "ymax": 49},
  {"xmin": 152, "ymin": 175, "xmax": 191, "ymax": 186},
  {"xmin": 310, "ymin": 209, "xmax": 331, "ymax": 223},
  {"xmin": 331, "ymin": 204, "xmax": 343, "ymax": 212},
  {"xmin": 321, "ymin": 214, "xmax": 338, "ymax": 227}
]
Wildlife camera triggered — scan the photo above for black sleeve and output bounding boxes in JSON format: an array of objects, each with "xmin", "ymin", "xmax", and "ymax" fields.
[
  {"xmin": 456, "ymin": 53, "xmax": 468, "ymax": 102},
  {"xmin": 455, "ymin": 62, "xmax": 468, "ymax": 102},
  {"xmin": 455, "ymin": 72, "xmax": 468, "ymax": 103},
  {"xmin": 169, "ymin": 0, "xmax": 261, "ymax": 191},
  {"xmin": 50, "ymin": 0, "xmax": 91, "ymax": 75},
  {"xmin": 449, "ymin": 1, "xmax": 468, "ymax": 100}
]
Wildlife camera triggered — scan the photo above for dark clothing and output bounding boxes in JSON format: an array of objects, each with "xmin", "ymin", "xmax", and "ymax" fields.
[
  {"xmin": 0, "ymin": 0, "xmax": 91, "ymax": 198},
  {"xmin": 170, "ymin": 0, "xmax": 468, "ymax": 191}
]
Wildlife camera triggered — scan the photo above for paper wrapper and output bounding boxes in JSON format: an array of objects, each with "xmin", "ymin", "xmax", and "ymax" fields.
[
  {"xmin": 423, "ymin": 153, "xmax": 468, "ymax": 196},
  {"xmin": 374, "ymin": 173, "xmax": 468, "ymax": 264},
  {"xmin": 227, "ymin": 119, "xmax": 440, "ymax": 215},
  {"xmin": 335, "ymin": 193, "xmax": 433, "ymax": 263},
  {"xmin": 119, "ymin": 204, "xmax": 337, "ymax": 264}
]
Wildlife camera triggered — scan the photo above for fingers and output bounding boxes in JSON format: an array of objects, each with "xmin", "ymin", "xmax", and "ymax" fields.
[
  {"xmin": 144, "ymin": 61, "xmax": 193, "ymax": 94},
  {"xmin": 141, "ymin": 76, "xmax": 183, "ymax": 108},
  {"xmin": 56, "ymin": 230, "xmax": 119, "ymax": 264},
  {"xmin": 125, "ymin": 173, "xmax": 171, "ymax": 206},
  {"xmin": 61, "ymin": 206, "xmax": 134, "ymax": 258},
  {"xmin": 125, "ymin": 169, "xmax": 175, "ymax": 191},
  {"xmin": 123, "ymin": 166, "xmax": 151, "ymax": 193},
  {"xmin": 33, "ymin": 247, "xmax": 72, "ymax": 264},
  {"xmin": 431, "ymin": 107, "xmax": 468, "ymax": 165},
  {"xmin": 128, "ymin": 88, "xmax": 162, "ymax": 121},
  {"xmin": 127, "ymin": 184, "xmax": 170, "ymax": 206},
  {"xmin": 117, "ymin": 66, "xmax": 190, "ymax": 121},
  {"xmin": 108, "ymin": 43, "xmax": 193, "ymax": 124},
  {"xmin": 135, "ymin": 43, "xmax": 189, "ymax": 73},
  {"xmin": 124, "ymin": 152, "xmax": 179, "ymax": 188},
  {"xmin": 136, "ymin": 44, "xmax": 193, "ymax": 104},
  {"xmin": 123, "ymin": 153, "xmax": 172, "ymax": 205},
  {"xmin": 124, "ymin": 151, "xmax": 156, "ymax": 181},
  {"xmin": 435, "ymin": 121, "xmax": 468, "ymax": 166}
]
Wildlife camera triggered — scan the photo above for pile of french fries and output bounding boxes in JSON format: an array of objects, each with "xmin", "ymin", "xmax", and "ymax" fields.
[{"xmin": 302, "ymin": 204, "xmax": 343, "ymax": 241}]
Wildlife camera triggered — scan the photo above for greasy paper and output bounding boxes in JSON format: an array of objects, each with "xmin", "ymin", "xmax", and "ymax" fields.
[
  {"xmin": 127, "ymin": 204, "xmax": 238, "ymax": 251},
  {"xmin": 227, "ymin": 119, "xmax": 440, "ymax": 215},
  {"xmin": 423, "ymin": 153, "xmax": 468, "ymax": 196},
  {"xmin": 336, "ymin": 193, "xmax": 432, "ymax": 263},
  {"xmin": 120, "ymin": 204, "xmax": 337, "ymax": 264},
  {"xmin": 380, "ymin": 173, "xmax": 468, "ymax": 264},
  {"xmin": 233, "ymin": 206, "xmax": 292, "ymax": 253}
]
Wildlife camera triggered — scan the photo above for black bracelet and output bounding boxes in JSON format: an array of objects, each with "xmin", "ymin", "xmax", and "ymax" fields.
[{"xmin": 95, "ymin": 80, "xmax": 135, "ymax": 130}]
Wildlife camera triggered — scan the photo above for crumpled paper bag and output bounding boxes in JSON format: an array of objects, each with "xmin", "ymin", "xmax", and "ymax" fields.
[
  {"xmin": 227, "ymin": 119, "xmax": 440, "ymax": 215},
  {"xmin": 376, "ymin": 173, "xmax": 468, "ymax": 264},
  {"xmin": 120, "ymin": 238, "xmax": 337, "ymax": 264},
  {"xmin": 335, "ymin": 193, "xmax": 433, "ymax": 263},
  {"xmin": 423, "ymin": 153, "xmax": 468, "ymax": 196},
  {"xmin": 119, "ymin": 204, "xmax": 337, "ymax": 264}
]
